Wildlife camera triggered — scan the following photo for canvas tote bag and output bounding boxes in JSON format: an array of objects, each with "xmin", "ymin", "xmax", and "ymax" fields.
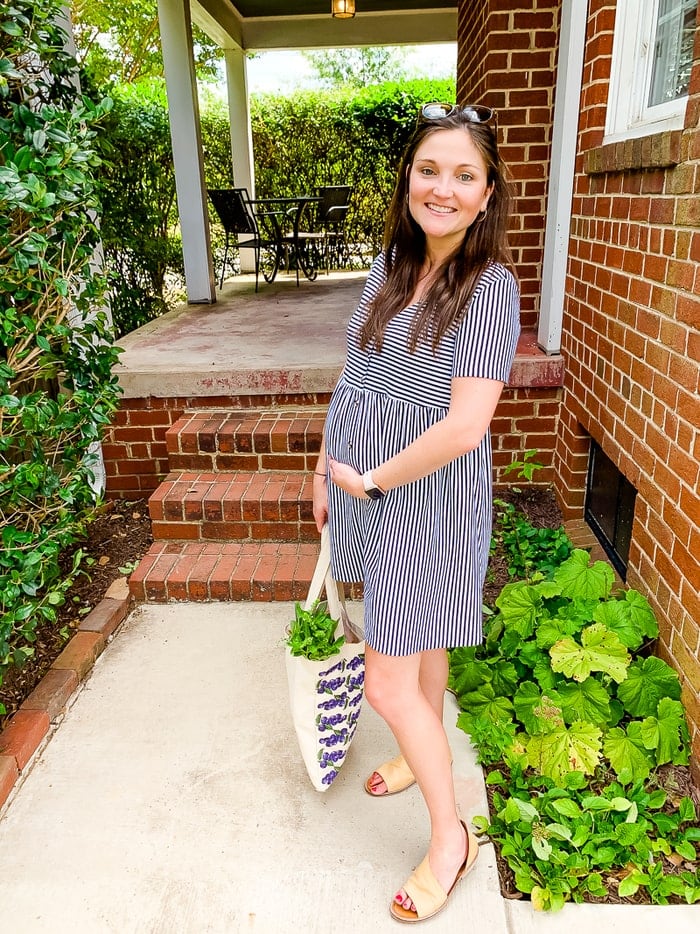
[{"xmin": 284, "ymin": 525, "xmax": 364, "ymax": 791}]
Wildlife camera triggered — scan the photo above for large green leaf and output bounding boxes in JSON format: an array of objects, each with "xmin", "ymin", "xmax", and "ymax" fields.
[
  {"xmin": 514, "ymin": 681, "xmax": 563, "ymax": 734},
  {"xmin": 550, "ymin": 623, "xmax": 630, "ymax": 683},
  {"xmin": 593, "ymin": 601, "xmax": 641, "ymax": 650},
  {"xmin": 557, "ymin": 677, "xmax": 612, "ymax": 726},
  {"xmin": 553, "ymin": 549, "xmax": 615, "ymax": 601},
  {"xmin": 593, "ymin": 590, "xmax": 659, "ymax": 650},
  {"xmin": 623, "ymin": 590, "xmax": 658, "ymax": 640},
  {"xmin": 464, "ymin": 683, "xmax": 515, "ymax": 722},
  {"xmin": 616, "ymin": 656, "xmax": 682, "ymax": 717},
  {"xmin": 526, "ymin": 721, "xmax": 602, "ymax": 784},
  {"xmin": 639, "ymin": 698, "xmax": 690, "ymax": 765},
  {"xmin": 448, "ymin": 649, "xmax": 490, "ymax": 698},
  {"xmin": 603, "ymin": 726, "xmax": 653, "ymax": 783},
  {"xmin": 491, "ymin": 659, "xmax": 520, "ymax": 697},
  {"xmin": 495, "ymin": 583, "xmax": 543, "ymax": 638},
  {"xmin": 536, "ymin": 618, "xmax": 566, "ymax": 650}
]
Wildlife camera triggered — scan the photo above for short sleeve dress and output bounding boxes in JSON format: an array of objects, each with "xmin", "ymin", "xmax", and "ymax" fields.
[{"xmin": 324, "ymin": 252, "xmax": 521, "ymax": 656}]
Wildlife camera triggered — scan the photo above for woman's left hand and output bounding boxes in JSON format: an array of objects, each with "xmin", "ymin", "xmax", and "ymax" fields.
[{"xmin": 328, "ymin": 457, "xmax": 366, "ymax": 498}]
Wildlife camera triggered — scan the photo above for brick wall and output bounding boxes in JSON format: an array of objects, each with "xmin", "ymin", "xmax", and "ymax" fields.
[
  {"xmin": 103, "ymin": 393, "xmax": 331, "ymax": 499},
  {"xmin": 553, "ymin": 0, "xmax": 700, "ymax": 767},
  {"xmin": 457, "ymin": 0, "xmax": 561, "ymax": 330}
]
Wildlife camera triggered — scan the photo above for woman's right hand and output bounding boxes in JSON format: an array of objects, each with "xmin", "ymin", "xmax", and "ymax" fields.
[{"xmin": 312, "ymin": 472, "xmax": 329, "ymax": 532}]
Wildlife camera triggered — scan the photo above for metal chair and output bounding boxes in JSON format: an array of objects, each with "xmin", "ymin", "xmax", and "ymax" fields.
[
  {"xmin": 207, "ymin": 188, "xmax": 281, "ymax": 291},
  {"xmin": 283, "ymin": 186, "xmax": 352, "ymax": 279},
  {"xmin": 316, "ymin": 185, "xmax": 352, "ymax": 271}
]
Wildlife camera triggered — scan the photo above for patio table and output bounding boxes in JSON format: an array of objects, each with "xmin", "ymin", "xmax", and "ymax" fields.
[{"xmin": 253, "ymin": 195, "xmax": 322, "ymax": 285}]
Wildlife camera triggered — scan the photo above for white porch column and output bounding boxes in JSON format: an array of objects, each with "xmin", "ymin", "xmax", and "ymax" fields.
[
  {"xmin": 224, "ymin": 48, "xmax": 255, "ymax": 195},
  {"xmin": 224, "ymin": 47, "xmax": 256, "ymax": 272},
  {"xmin": 158, "ymin": 0, "xmax": 216, "ymax": 303},
  {"xmin": 538, "ymin": 0, "xmax": 588, "ymax": 353}
]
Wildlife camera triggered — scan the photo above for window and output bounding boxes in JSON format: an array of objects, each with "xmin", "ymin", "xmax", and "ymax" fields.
[
  {"xmin": 605, "ymin": 0, "xmax": 694, "ymax": 142},
  {"xmin": 584, "ymin": 441, "xmax": 637, "ymax": 580}
]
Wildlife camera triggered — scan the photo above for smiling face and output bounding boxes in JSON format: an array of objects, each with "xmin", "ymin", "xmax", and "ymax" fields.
[{"xmin": 407, "ymin": 127, "xmax": 493, "ymax": 257}]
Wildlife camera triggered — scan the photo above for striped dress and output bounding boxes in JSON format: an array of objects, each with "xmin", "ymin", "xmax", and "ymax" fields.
[{"xmin": 325, "ymin": 252, "xmax": 521, "ymax": 656}]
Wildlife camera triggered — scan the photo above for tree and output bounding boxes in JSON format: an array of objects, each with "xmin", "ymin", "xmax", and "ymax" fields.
[
  {"xmin": 70, "ymin": 0, "xmax": 222, "ymax": 87},
  {"xmin": 302, "ymin": 47, "xmax": 408, "ymax": 89}
]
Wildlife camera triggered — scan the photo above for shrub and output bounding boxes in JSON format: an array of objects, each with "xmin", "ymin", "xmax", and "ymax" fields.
[
  {"xmin": 0, "ymin": 0, "xmax": 121, "ymax": 710},
  {"xmin": 450, "ymin": 525, "xmax": 699, "ymax": 908},
  {"xmin": 94, "ymin": 80, "xmax": 181, "ymax": 338}
]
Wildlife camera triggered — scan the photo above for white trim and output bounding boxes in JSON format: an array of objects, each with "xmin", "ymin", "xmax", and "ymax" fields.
[
  {"xmin": 224, "ymin": 49, "xmax": 256, "ymax": 272},
  {"xmin": 158, "ymin": 0, "xmax": 216, "ymax": 303},
  {"xmin": 538, "ymin": 0, "xmax": 588, "ymax": 355},
  {"xmin": 604, "ymin": 0, "xmax": 690, "ymax": 144}
]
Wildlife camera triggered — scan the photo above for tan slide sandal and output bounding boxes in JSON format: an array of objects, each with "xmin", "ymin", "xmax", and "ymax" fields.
[
  {"xmin": 363, "ymin": 754, "xmax": 416, "ymax": 796},
  {"xmin": 390, "ymin": 821, "xmax": 479, "ymax": 923}
]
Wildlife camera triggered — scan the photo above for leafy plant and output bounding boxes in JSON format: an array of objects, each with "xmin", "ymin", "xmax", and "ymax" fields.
[
  {"xmin": 502, "ymin": 448, "xmax": 544, "ymax": 483},
  {"xmin": 450, "ymin": 539, "xmax": 698, "ymax": 909},
  {"xmin": 286, "ymin": 600, "xmax": 345, "ymax": 661},
  {"xmin": 0, "ymin": 0, "xmax": 121, "ymax": 712},
  {"xmin": 492, "ymin": 498, "xmax": 574, "ymax": 581}
]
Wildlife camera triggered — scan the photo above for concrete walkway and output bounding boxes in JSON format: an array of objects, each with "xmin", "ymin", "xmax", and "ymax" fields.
[{"xmin": 0, "ymin": 602, "xmax": 697, "ymax": 933}]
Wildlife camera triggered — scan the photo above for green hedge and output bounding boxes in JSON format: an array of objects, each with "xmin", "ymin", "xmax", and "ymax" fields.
[
  {"xmin": 0, "ymin": 0, "xmax": 121, "ymax": 708},
  {"xmin": 97, "ymin": 76, "xmax": 455, "ymax": 334}
]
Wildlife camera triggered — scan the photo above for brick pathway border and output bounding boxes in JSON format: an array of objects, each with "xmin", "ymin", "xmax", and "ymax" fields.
[{"xmin": 0, "ymin": 577, "xmax": 133, "ymax": 811}]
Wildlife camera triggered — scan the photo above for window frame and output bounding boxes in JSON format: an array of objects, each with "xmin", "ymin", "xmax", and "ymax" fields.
[{"xmin": 605, "ymin": 0, "xmax": 692, "ymax": 143}]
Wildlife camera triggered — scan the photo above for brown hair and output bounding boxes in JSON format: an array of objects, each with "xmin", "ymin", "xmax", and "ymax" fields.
[{"xmin": 359, "ymin": 108, "xmax": 515, "ymax": 352}]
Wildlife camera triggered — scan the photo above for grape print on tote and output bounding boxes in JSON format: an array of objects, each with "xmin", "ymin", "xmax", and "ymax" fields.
[{"xmin": 316, "ymin": 653, "xmax": 365, "ymax": 786}]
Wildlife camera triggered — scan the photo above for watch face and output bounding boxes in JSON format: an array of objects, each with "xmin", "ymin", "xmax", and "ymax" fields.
[{"xmin": 366, "ymin": 486, "xmax": 384, "ymax": 500}]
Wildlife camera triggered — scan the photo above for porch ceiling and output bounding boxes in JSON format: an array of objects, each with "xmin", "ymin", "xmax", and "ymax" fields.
[{"xmin": 192, "ymin": 0, "xmax": 457, "ymax": 51}]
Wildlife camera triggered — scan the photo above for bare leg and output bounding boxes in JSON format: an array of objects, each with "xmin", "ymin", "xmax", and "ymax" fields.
[
  {"xmin": 364, "ymin": 645, "xmax": 467, "ymax": 912},
  {"xmin": 365, "ymin": 648, "xmax": 448, "ymax": 795}
]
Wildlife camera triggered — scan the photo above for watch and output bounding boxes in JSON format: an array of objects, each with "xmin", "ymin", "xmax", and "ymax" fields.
[{"xmin": 362, "ymin": 470, "xmax": 386, "ymax": 500}]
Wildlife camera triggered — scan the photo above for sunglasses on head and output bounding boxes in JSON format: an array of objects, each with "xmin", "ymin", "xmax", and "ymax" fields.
[{"xmin": 419, "ymin": 102, "xmax": 497, "ymax": 127}]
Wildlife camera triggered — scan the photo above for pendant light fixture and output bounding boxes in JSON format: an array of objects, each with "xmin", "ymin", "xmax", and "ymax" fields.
[{"xmin": 331, "ymin": 0, "xmax": 355, "ymax": 18}]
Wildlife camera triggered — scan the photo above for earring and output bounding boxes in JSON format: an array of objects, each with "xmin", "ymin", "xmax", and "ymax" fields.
[{"xmin": 474, "ymin": 208, "xmax": 488, "ymax": 224}]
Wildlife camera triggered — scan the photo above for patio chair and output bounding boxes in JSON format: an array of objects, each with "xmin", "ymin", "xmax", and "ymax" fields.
[
  {"xmin": 282, "ymin": 185, "xmax": 352, "ymax": 279},
  {"xmin": 316, "ymin": 185, "xmax": 352, "ymax": 271},
  {"xmin": 207, "ymin": 188, "xmax": 281, "ymax": 291}
]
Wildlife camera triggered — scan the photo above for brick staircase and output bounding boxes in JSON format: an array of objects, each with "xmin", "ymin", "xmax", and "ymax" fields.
[{"xmin": 129, "ymin": 407, "xmax": 327, "ymax": 603}]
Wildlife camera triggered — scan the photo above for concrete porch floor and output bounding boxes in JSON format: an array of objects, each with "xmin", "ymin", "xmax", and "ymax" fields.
[
  {"xmin": 114, "ymin": 271, "xmax": 562, "ymax": 401},
  {"xmin": 115, "ymin": 271, "xmax": 367, "ymax": 400}
]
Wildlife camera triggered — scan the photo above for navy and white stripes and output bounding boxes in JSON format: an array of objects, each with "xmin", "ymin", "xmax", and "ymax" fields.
[{"xmin": 325, "ymin": 253, "xmax": 521, "ymax": 656}]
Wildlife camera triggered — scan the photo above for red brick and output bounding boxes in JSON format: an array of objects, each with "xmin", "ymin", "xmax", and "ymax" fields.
[
  {"xmin": 208, "ymin": 555, "xmax": 237, "ymax": 599},
  {"xmin": 21, "ymin": 668, "xmax": 79, "ymax": 721},
  {"xmin": 152, "ymin": 521, "xmax": 201, "ymax": 541},
  {"xmin": 0, "ymin": 755, "xmax": 19, "ymax": 808},
  {"xmin": 200, "ymin": 521, "xmax": 250, "ymax": 540},
  {"xmin": 164, "ymin": 554, "xmax": 197, "ymax": 600},
  {"xmin": 78, "ymin": 593, "xmax": 130, "ymax": 639},
  {"xmin": 0, "ymin": 710, "xmax": 50, "ymax": 770},
  {"xmin": 187, "ymin": 554, "xmax": 219, "ymax": 599},
  {"xmin": 215, "ymin": 454, "xmax": 259, "ymax": 471},
  {"xmin": 52, "ymin": 632, "xmax": 105, "ymax": 680}
]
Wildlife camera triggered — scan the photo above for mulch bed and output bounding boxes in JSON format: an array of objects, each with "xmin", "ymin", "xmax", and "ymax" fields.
[{"xmin": 0, "ymin": 499, "xmax": 153, "ymax": 729}]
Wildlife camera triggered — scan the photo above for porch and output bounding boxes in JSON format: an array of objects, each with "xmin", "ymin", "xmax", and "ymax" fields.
[{"xmin": 107, "ymin": 270, "xmax": 565, "ymax": 501}]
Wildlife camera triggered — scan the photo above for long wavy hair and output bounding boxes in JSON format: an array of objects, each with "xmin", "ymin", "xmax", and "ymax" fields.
[{"xmin": 359, "ymin": 108, "xmax": 515, "ymax": 352}]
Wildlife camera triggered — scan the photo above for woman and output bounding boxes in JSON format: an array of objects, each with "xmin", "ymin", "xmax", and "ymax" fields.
[{"xmin": 312, "ymin": 103, "xmax": 520, "ymax": 923}]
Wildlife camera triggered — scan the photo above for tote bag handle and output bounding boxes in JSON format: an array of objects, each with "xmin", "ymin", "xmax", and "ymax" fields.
[{"xmin": 304, "ymin": 525, "xmax": 362, "ymax": 643}]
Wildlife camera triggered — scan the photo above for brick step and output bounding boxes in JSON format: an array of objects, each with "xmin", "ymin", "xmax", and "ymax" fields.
[
  {"xmin": 165, "ymin": 407, "xmax": 326, "ymax": 472},
  {"xmin": 148, "ymin": 470, "xmax": 316, "ymax": 542},
  {"xmin": 129, "ymin": 540, "xmax": 363, "ymax": 603}
]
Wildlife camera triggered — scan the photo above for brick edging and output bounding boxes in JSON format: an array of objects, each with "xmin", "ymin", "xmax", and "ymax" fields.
[{"xmin": 0, "ymin": 577, "xmax": 134, "ymax": 810}]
